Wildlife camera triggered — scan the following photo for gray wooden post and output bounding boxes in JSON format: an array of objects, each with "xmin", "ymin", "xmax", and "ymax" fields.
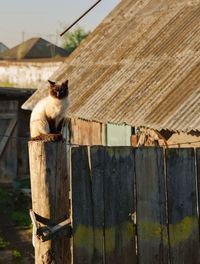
[{"xmin": 28, "ymin": 140, "xmax": 71, "ymax": 264}]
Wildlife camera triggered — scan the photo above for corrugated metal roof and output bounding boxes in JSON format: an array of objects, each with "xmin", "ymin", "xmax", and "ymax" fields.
[{"xmin": 22, "ymin": 0, "xmax": 200, "ymax": 132}]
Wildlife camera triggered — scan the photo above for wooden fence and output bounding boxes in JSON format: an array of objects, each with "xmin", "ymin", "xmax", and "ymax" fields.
[{"xmin": 71, "ymin": 146, "xmax": 200, "ymax": 264}]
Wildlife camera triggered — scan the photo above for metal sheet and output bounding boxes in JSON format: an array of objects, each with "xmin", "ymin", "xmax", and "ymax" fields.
[
  {"xmin": 106, "ymin": 123, "xmax": 131, "ymax": 146},
  {"xmin": 22, "ymin": 0, "xmax": 200, "ymax": 132}
]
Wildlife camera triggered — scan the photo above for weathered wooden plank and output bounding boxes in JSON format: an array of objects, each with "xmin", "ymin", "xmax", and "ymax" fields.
[
  {"xmin": 197, "ymin": 148, "xmax": 200, "ymax": 238},
  {"xmin": 90, "ymin": 146, "xmax": 105, "ymax": 263},
  {"xmin": 135, "ymin": 147, "xmax": 168, "ymax": 264},
  {"xmin": 104, "ymin": 147, "xmax": 136, "ymax": 264},
  {"xmin": 0, "ymin": 113, "xmax": 16, "ymax": 119},
  {"xmin": 0, "ymin": 100, "xmax": 18, "ymax": 183},
  {"xmin": 70, "ymin": 118, "xmax": 102, "ymax": 145},
  {"xmin": 71, "ymin": 146, "xmax": 94, "ymax": 264},
  {"xmin": 28, "ymin": 141, "xmax": 70, "ymax": 264},
  {"xmin": 166, "ymin": 148, "xmax": 200, "ymax": 264},
  {"xmin": 0, "ymin": 118, "xmax": 17, "ymax": 156}
]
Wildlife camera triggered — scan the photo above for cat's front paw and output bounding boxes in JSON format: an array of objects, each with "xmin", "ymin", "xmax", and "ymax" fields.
[
  {"xmin": 52, "ymin": 133, "xmax": 63, "ymax": 142},
  {"xmin": 30, "ymin": 133, "xmax": 63, "ymax": 142}
]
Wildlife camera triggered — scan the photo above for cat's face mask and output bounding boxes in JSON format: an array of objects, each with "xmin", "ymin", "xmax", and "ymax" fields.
[{"xmin": 48, "ymin": 80, "xmax": 69, "ymax": 99}]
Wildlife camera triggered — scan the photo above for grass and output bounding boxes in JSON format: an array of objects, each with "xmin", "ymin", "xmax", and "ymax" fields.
[
  {"xmin": 11, "ymin": 212, "xmax": 30, "ymax": 226},
  {"xmin": 0, "ymin": 188, "xmax": 12, "ymax": 204},
  {"xmin": 0, "ymin": 238, "xmax": 24, "ymax": 264},
  {"xmin": 0, "ymin": 187, "xmax": 31, "ymax": 226},
  {"xmin": 12, "ymin": 250, "xmax": 24, "ymax": 264},
  {"xmin": 15, "ymin": 178, "xmax": 31, "ymax": 189},
  {"xmin": 0, "ymin": 187, "xmax": 31, "ymax": 263},
  {"xmin": 0, "ymin": 237, "xmax": 10, "ymax": 249}
]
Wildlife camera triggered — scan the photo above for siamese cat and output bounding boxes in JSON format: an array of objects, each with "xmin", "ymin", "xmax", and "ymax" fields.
[{"xmin": 30, "ymin": 79, "xmax": 70, "ymax": 141}]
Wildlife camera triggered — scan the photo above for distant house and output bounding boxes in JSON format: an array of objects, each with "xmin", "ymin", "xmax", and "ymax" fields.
[
  {"xmin": 22, "ymin": 0, "xmax": 200, "ymax": 148},
  {"xmin": 0, "ymin": 87, "xmax": 35, "ymax": 184},
  {"xmin": 0, "ymin": 43, "xmax": 8, "ymax": 54},
  {"xmin": 0, "ymin": 37, "xmax": 68, "ymax": 88},
  {"xmin": 0, "ymin": 37, "xmax": 68, "ymax": 60}
]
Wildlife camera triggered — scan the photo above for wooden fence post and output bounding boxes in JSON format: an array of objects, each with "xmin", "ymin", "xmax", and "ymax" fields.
[{"xmin": 28, "ymin": 140, "xmax": 71, "ymax": 264}]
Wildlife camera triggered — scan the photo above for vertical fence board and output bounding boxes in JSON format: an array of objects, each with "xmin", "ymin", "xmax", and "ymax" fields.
[
  {"xmin": 135, "ymin": 147, "xmax": 168, "ymax": 264},
  {"xmin": 196, "ymin": 148, "xmax": 200, "ymax": 238},
  {"xmin": 90, "ymin": 146, "xmax": 105, "ymax": 263},
  {"xmin": 71, "ymin": 146, "xmax": 94, "ymax": 264},
  {"xmin": 104, "ymin": 147, "xmax": 137, "ymax": 264},
  {"xmin": 166, "ymin": 148, "xmax": 200, "ymax": 264}
]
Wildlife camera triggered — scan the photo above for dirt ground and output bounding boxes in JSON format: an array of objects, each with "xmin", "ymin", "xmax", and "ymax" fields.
[
  {"xmin": 0, "ymin": 187, "xmax": 34, "ymax": 263},
  {"xmin": 0, "ymin": 226, "xmax": 34, "ymax": 263}
]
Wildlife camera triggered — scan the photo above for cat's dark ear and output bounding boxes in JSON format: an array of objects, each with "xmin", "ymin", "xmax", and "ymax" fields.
[
  {"xmin": 48, "ymin": 80, "xmax": 56, "ymax": 87},
  {"xmin": 63, "ymin": 80, "xmax": 68, "ymax": 87}
]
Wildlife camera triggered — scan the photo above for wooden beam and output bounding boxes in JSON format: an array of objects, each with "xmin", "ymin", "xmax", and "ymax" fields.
[{"xmin": 28, "ymin": 140, "xmax": 71, "ymax": 264}]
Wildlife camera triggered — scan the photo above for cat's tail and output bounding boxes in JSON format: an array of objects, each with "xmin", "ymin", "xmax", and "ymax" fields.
[{"xmin": 31, "ymin": 133, "xmax": 63, "ymax": 142}]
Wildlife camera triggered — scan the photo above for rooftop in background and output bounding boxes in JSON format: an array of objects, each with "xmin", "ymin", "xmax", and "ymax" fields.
[
  {"xmin": 0, "ymin": 38, "xmax": 68, "ymax": 60},
  {"xmin": 22, "ymin": 0, "xmax": 200, "ymax": 133},
  {"xmin": 0, "ymin": 87, "xmax": 36, "ymax": 99},
  {"xmin": 0, "ymin": 43, "xmax": 8, "ymax": 54}
]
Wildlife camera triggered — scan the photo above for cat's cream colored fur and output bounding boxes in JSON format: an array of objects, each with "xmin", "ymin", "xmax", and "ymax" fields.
[{"xmin": 30, "ymin": 81, "xmax": 70, "ymax": 139}]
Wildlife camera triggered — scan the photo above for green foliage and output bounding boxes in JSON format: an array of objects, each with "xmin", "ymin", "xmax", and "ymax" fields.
[
  {"xmin": 0, "ymin": 188, "xmax": 11, "ymax": 204},
  {"xmin": 0, "ymin": 241, "xmax": 24, "ymax": 263},
  {"xmin": 11, "ymin": 191, "xmax": 31, "ymax": 226},
  {"xmin": 0, "ymin": 188, "xmax": 12, "ymax": 217},
  {"xmin": 11, "ymin": 211, "xmax": 30, "ymax": 226},
  {"xmin": 29, "ymin": 223, "xmax": 33, "ymax": 234},
  {"xmin": 0, "ymin": 187, "xmax": 31, "ymax": 226},
  {"xmin": 55, "ymin": 54, "xmax": 61, "ymax": 58},
  {"xmin": 0, "ymin": 237, "xmax": 10, "ymax": 249},
  {"xmin": 12, "ymin": 249, "xmax": 22, "ymax": 258},
  {"xmin": 12, "ymin": 249, "xmax": 23, "ymax": 264},
  {"xmin": 62, "ymin": 27, "xmax": 90, "ymax": 54},
  {"xmin": 15, "ymin": 178, "xmax": 31, "ymax": 189}
]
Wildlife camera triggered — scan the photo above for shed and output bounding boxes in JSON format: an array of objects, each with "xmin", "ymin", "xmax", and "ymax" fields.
[
  {"xmin": 22, "ymin": 0, "xmax": 200, "ymax": 147},
  {"xmin": 0, "ymin": 38, "xmax": 68, "ymax": 60},
  {"xmin": 0, "ymin": 87, "xmax": 35, "ymax": 184}
]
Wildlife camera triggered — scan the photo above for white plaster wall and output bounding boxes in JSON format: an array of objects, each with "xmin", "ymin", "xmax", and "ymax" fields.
[{"xmin": 0, "ymin": 60, "xmax": 63, "ymax": 88}]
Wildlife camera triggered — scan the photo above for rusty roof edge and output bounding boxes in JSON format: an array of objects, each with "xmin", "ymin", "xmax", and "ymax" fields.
[{"xmin": 67, "ymin": 111, "xmax": 191, "ymax": 133}]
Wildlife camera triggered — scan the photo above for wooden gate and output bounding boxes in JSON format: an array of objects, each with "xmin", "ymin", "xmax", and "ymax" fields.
[
  {"xmin": 0, "ymin": 100, "xmax": 18, "ymax": 183},
  {"xmin": 71, "ymin": 146, "xmax": 200, "ymax": 264}
]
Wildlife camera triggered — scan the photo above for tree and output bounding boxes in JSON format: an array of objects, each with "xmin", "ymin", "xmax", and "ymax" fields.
[{"xmin": 62, "ymin": 28, "xmax": 90, "ymax": 55}]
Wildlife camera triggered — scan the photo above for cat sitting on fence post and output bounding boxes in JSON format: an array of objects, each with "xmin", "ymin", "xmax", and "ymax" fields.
[{"xmin": 30, "ymin": 79, "xmax": 70, "ymax": 141}]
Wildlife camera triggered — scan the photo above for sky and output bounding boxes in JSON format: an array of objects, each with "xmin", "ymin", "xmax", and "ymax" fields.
[{"xmin": 0, "ymin": 0, "xmax": 121, "ymax": 49}]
